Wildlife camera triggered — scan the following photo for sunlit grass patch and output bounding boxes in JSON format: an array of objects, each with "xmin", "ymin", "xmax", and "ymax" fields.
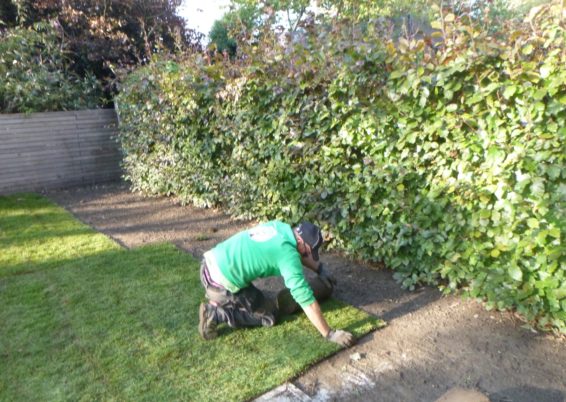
[{"xmin": 0, "ymin": 193, "xmax": 120, "ymax": 278}]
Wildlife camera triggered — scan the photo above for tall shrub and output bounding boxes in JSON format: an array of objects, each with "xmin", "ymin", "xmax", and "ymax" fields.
[
  {"xmin": 117, "ymin": 2, "xmax": 565, "ymax": 333},
  {"xmin": 0, "ymin": 23, "xmax": 101, "ymax": 113},
  {"xmin": 384, "ymin": 4, "xmax": 565, "ymax": 329},
  {"xmin": 0, "ymin": 0, "xmax": 203, "ymax": 99}
]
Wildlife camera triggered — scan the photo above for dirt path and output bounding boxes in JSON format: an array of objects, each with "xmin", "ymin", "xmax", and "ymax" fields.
[{"xmin": 48, "ymin": 182, "xmax": 565, "ymax": 402}]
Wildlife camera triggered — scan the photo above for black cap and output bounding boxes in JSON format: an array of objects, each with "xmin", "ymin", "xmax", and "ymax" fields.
[{"xmin": 295, "ymin": 222, "xmax": 323, "ymax": 261}]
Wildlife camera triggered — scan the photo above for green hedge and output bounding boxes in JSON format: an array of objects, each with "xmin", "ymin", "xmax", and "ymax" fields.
[{"xmin": 116, "ymin": 3, "xmax": 565, "ymax": 333}]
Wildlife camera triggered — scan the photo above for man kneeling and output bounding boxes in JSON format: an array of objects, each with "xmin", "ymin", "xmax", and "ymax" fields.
[{"xmin": 198, "ymin": 221, "xmax": 355, "ymax": 347}]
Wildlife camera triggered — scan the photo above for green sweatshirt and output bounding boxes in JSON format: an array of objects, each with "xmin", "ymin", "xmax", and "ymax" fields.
[{"xmin": 210, "ymin": 221, "xmax": 315, "ymax": 308}]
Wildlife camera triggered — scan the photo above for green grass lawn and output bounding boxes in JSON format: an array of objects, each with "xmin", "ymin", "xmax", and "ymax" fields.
[{"xmin": 0, "ymin": 193, "xmax": 384, "ymax": 401}]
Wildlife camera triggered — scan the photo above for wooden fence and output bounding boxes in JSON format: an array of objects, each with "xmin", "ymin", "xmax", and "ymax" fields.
[{"xmin": 0, "ymin": 109, "xmax": 122, "ymax": 194}]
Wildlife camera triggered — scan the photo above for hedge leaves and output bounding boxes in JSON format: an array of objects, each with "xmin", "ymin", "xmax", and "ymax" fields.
[{"xmin": 117, "ymin": 3, "xmax": 565, "ymax": 333}]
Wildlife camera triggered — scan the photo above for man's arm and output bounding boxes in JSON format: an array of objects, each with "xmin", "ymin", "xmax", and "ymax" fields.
[
  {"xmin": 300, "ymin": 252, "xmax": 321, "ymax": 272},
  {"xmin": 301, "ymin": 255, "xmax": 336, "ymax": 288},
  {"xmin": 303, "ymin": 300, "xmax": 331, "ymax": 337}
]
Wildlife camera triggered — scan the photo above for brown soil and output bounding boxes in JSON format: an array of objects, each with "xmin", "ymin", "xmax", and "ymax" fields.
[{"xmin": 48, "ymin": 182, "xmax": 566, "ymax": 402}]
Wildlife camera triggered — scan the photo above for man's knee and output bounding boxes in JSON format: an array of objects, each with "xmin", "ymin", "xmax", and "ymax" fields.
[
  {"xmin": 309, "ymin": 275, "xmax": 333, "ymax": 301},
  {"xmin": 275, "ymin": 276, "xmax": 333, "ymax": 318},
  {"xmin": 205, "ymin": 287, "xmax": 233, "ymax": 306}
]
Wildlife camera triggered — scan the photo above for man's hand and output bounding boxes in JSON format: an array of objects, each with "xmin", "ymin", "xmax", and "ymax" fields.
[
  {"xmin": 318, "ymin": 263, "xmax": 337, "ymax": 289},
  {"xmin": 326, "ymin": 329, "xmax": 356, "ymax": 347}
]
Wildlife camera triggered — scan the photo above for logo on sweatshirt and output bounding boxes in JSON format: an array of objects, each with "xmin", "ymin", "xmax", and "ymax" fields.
[{"xmin": 248, "ymin": 226, "xmax": 277, "ymax": 242}]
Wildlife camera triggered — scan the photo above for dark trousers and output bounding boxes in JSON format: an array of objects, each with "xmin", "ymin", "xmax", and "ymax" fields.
[
  {"xmin": 200, "ymin": 262, "xmax": 276, "ymax": 328},
  {"xmin": 200, "ymin": 261, "xmax": 334, "ymax": 328}
]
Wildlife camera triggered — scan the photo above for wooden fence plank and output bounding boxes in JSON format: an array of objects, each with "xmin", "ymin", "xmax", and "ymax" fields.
[
  {"xmin": 0, "ymin": 120, "xmax": 117, "ymax": 134},
  {"xmin": 0, "ymin": 108, "xmax": 116, "ymax": 122},
  {"xmin": 2, "ymin": 172, "xmax": 120, "ymax": 193},
  {"xmin": 0, "ymin": 155, "xmax": 121, "ymax": 177},
  {"xmin": 0, "ymin": 167, "xmax": 122, "ymax": 187},
  {"xmin": 0, "ymin": 129, "xmax": 119, "ymax": 150}
]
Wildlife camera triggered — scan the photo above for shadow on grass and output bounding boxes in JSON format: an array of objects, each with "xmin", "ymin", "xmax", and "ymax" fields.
[{"xmin": 215, "ymin": 297, "xmax": 382, "ymax": 353}]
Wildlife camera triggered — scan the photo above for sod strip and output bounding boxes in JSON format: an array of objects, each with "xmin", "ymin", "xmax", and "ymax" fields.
[{"xmin": 0, "ymin": 194, "xmax": 385, "ymax": 401}]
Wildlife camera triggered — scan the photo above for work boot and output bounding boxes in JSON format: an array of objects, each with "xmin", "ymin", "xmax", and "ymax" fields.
[
  {"xmin": 199, "ymin": 303, "xmax": 218, "ymax": 340},
  {"xmin": 259, "ymin": 312, "xmax": 275, "ymax": 327}
]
